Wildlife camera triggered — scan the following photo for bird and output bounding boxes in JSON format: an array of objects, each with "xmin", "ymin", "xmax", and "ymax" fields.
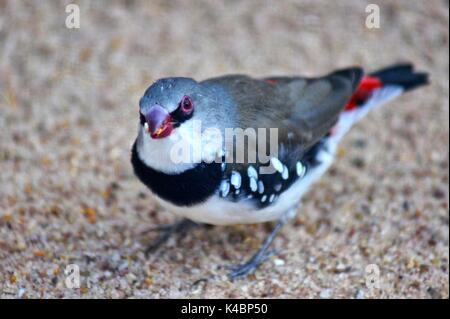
[{"xmin": 131, "ymin": 63, "xmax": 428, "ymax": 279}]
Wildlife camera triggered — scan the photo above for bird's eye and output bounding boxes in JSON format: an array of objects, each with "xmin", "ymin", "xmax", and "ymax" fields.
[{"xmin": 180, "ymin": 96, "xmax": 194, "ymax": 114}]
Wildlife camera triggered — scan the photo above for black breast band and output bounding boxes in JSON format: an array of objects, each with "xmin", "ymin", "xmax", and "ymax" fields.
[{"xmin": 131, "ymin": 142, "xmax": 222, "ymax": 206}]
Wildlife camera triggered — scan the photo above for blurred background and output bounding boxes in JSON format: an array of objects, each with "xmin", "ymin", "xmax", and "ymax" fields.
[{"xmin": 0, "ymin": 0, "xmax": 448, "ymax": 298}]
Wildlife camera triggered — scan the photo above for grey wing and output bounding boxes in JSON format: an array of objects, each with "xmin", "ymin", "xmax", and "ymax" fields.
[
  {"xmin": 204, "ymin": 69, "xmax": 363, "ymax": 207},
  {"xmin": 263, "ymin": 68, "xmax": 363, "ymax": 150},
  {"xmin": 203, "ymin": 68, "xmax": 363, "ymax": 152}
]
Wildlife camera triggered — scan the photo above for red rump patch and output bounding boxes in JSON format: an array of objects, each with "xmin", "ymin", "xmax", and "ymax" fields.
[
  {"xmin": 265, "ymin": 79, "xmax": 278, "ymax": 85},
  {"xmin": 345, "ymin": 76, "xmax": 383, "ymax": 110}
]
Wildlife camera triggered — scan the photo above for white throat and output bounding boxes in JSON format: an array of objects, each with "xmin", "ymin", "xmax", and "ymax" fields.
[{"xmin": 136, "ymin": 121, "xmax": 223, "ymax": 174}]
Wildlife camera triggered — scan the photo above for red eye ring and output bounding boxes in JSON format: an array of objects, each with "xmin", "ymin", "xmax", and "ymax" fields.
[{"xmin": 180, "ymin": 95, "xmax": 194, "ymax": 113}]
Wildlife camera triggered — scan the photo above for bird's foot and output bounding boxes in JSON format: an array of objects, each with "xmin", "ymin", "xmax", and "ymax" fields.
[
  {"xmin": 144, "ymin": 219, "xmax": 198, "ymax": 255},
  {"xmin": 228, "ymin": 248, "xmax": 280, "ymax": 279},
  {"xmin": 227, "ymin": 219, "xmax": 285, "ymax": 280}
]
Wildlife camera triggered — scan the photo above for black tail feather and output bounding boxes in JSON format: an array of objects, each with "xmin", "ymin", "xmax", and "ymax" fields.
[{"xmin": 371, "ymin": 63, "xmax": 429, "ymax": 91}]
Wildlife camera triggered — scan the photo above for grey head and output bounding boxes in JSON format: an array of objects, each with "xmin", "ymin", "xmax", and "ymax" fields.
[
  {"xmin": 136, "ymin": 77, "xmax": 236, "ymax": 174},
  {"xmin": 139, "ymin": 77, "xmax": 234, "ymax": 139}
]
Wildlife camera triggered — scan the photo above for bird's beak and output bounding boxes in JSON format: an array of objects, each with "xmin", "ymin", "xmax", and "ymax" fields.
[{"xmin": 144, "ymin": 105, "xmax": 174, "ymax": 139}]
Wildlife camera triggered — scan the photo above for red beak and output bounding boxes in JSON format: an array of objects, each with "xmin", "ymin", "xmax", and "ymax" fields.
[{"xmin": 145, "ymin": 105, "xmax": 174, "ymax": 139}]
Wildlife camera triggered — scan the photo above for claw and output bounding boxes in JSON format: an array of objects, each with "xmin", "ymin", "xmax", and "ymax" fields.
[
  {"xmin": 228, "ymin": 248, "xmax": 280, "ymax": 279},
  {"xmin": 227, "ymin": 220, "xmax": 286, "ymax": 280}
]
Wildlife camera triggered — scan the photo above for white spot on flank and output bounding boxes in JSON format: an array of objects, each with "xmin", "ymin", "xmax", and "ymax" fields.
[
  {"xmin": 230, "ymin": 171, "xmax": 241, "ymax": 189},
  {"xmin": 271, "ymin": 157, "xmax": 284, "ymax": 173},
  {"xmin": 269, "ymin": 194, "xmax": 275, "ymax": 203},
  {"xmin": 247, "ymin": 165, "xmax": 258, "ymax": 179},
  {"xmin": 261, "ymin": 195, "xmax": 267, "ymax": 203},
  {"xmin": 282, "ymin": 165, "xmax": 289, "ymax": 180},
  {"xmin": 249, "ymin": 177, "xmax": 258, "ymax": 192},
  {"xmin": 220, "ymin": 180, "xmax": 230, "ymax": 197},
  {"xmin": 221, "ymin": 162, "xmax": 226, "ymax": 172},
  {"xmin": 296, "ymin": 161, "xmax": 306, "ymax": 177},
  {"xmin": 258, "ymin": 181, "xmax": 264, "ymax": 194}
]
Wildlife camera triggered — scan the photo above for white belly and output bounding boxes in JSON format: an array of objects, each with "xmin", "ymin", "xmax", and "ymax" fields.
[{"xmin": 151, "ymin": 147, "xmax": 335, "ymax": 225}]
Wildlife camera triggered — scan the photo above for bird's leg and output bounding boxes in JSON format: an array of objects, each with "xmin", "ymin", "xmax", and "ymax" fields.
[
  {"xmin": 144, "ymin": 218, "xmax": 199, "ymax": 255},
  {"xmin": 228, "ymin": 219, "xmax": 286, "ymax": 280}
]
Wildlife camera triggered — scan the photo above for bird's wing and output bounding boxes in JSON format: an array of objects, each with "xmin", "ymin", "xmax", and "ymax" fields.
[
  {"xmin": 201, "ymin": 69, "xmax": 362, "ymax": 204},
  {"xmin": 202, "ymin": 68, "xmax": 363, "ymax": 154}
]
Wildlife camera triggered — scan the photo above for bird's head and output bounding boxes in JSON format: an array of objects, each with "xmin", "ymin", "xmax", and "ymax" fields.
[
  {"xmin": 136, "ymin": 77, "xmax": 229, "ymax": 174},
  {"xmin": 139, "ymin": 77, "xmax": 200, "ymax": 139}
]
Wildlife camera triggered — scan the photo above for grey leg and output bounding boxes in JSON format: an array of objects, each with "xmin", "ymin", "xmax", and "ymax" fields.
[
  {"xmin": 228, "ymin": 219, "xmax": 286, "ymax": 280},
  {"xmin": 145, "ymin": 218, "xmax": 198, "ymax": 255}
]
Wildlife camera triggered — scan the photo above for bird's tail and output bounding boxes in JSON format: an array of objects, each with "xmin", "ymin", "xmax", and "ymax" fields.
[{"xmin": 330, "ymin": 63, "xmax": 429, "ymax": 142}]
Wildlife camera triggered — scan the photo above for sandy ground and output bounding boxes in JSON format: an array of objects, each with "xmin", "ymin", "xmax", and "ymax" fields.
[{"xmin": 0, "ymin": 0, "xmax": 448, "ymax": 299}]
